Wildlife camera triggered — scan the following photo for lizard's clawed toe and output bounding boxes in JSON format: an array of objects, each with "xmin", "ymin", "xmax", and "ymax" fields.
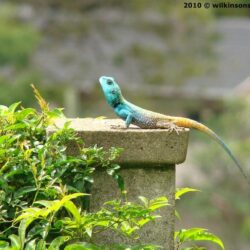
[{"xmin": 156, "ymin": 121, "xmax": 181, "ymax": 134}]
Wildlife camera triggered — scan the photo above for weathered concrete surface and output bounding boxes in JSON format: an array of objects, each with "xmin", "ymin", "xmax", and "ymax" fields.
[
  {"xmin": 48, "ymin": 118, "xmax": 189, "ymax": 249},
  {"xmin": 49, "ymin": 118, "xmax": 189, "ymax": 165}
]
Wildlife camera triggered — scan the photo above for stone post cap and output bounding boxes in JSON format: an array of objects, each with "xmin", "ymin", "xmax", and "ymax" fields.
[{"xmin": 48, "ymin": 118, "xmax": 189, "ymax": 165}]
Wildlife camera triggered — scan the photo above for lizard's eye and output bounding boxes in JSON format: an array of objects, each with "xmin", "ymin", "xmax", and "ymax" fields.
[{"xmin": 107, "ymin": 79, "xmax": 113, "ymax": 85}]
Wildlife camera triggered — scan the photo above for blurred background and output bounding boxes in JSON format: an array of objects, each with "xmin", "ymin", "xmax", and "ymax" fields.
[{"xmin": 0, "ymin": 0, "xmax": 249, "ymax": 249}]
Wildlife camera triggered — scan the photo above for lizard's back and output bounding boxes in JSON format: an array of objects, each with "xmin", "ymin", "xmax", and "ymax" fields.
[{"xmin": 123, "ymin": 100, "xmax": 174, "ymax": 129}]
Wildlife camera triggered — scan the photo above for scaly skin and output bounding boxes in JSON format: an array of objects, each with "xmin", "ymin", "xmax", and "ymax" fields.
[{"xmin": 99, "ymin": 76, "xmax": 250, "ymax": 185}]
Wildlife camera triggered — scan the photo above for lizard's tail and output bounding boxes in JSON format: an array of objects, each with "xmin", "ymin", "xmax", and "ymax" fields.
[{"xmin": 174, "ymin": 117, "xmax": 250, "ymax": 185}]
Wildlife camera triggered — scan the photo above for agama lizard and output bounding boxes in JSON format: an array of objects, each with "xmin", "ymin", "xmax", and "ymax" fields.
[{"xmin": 99, "ymin": 75, "xmax": 250, "ymax": 185}]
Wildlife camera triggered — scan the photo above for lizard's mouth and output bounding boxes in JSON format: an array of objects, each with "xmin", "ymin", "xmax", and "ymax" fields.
[{"xmin": 99, "ymin": 76, "xmax": 108, "ymax": 87}]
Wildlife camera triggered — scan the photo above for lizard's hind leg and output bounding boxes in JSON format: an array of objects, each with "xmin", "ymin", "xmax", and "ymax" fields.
[{"xmin": 156, "ymin": 121, "xmax": 183, "ymax": 134}]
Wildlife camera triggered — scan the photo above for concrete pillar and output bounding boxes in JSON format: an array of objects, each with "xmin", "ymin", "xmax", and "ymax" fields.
[{"xmin": 49, "ymin": 118, "xmax": 189, "ymax": 249}]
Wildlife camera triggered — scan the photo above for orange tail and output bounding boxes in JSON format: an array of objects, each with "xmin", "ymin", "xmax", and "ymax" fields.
[
  {"xmin": 173, "ymin": 117, "xmax": 250, "ymax": 185},
  {"xmin": 174, "ymin": 117, "xmax": 214, "ymax": 136}
]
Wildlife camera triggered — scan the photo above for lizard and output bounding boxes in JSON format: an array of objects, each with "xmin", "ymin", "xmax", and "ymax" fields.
[{"xmin": 99, "ymin": 75, "xmax": 250, "ymax": 185}]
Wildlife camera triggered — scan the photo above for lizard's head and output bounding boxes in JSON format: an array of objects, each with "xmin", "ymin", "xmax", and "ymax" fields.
[{"xmin": 99, "ymin": 76, "xmax": 123, "ymax": 107}]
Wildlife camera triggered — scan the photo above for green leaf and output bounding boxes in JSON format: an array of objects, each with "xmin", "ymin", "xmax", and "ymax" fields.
[
  {"xmin": 9, "ymin": 102, "xmax": 21, "ymax": 113},
  {"xmin": 86, "ymin": 227, "xmax": 92, "ymax": 237},
  {"xmin": 65, "ymin": 242, "xmax": 101, "ymax": 250},
  {"xmin": 175, "ymin": 228, "xmax": 224, "ymax": 250},
  {"xmin": 190, "ymin": 230, "xmax": 224, "ymax": 250},
  {"xmin": 25, "ymin": 238, "xmax": 37, "ymax": 250},
  {"xmin": 0, "ymin": 135, "xmax": 11, "ymax": 144},
  {"xmin": 149, "ymin": 196, "xmax": 168, "ymax": 211},
  {"xmin": 15, "ymin": 207, "xmax": 41, "ymax": 222},
  {"xmin": 175, "ymin": 228, "xmax": 205, "ymax": 242},
  {"xmin": 34, "ymin": 200, "xmax": 54, "ymax": 208},
  {"xmin": 8, "ymin": 234, "xmax": 20, "ymax": 247},
  {"xmin": 18, "ymin": 218, "xmax": 35, "ymax": 249},
  {"xmin": 137, "ymin": 218, "xmax": 151, "ymax": 227},
  {"xmin": 4, "ymin": 123, "xmax": 27, "ymax": 131},
  {"xmin": 47, "ymin": 108, "xmax": 65, "ymax": 119},
  {"xmin": 48, "ymin": 236, "xmax": 70, "ymax": 250},
  {"xmin": 138, "ymin": 196, "xmax": 149, "ymax": 207},
  {"xmin": 14, "ymin": 186, "xmax": 37, "ymax": 199},
  {"xmin": 175, "ymin": 188, "xmax": 200, "ymax": 200},
  {"xmin": 112, "ymin": 173, "xmax": 125, "ymax": 192},
  {"xmin": 61, "ymin": 193, "xmax": 88, "ymax": 202},
  {"xmin": 36, "ymin": 239, "xmax": 46, "ymax": 250},
  {"xmin": 0, "ymin": 241, "xmax": 9, "ymax": 248},
  {"xmin": 16, "ymin": 194, "xmax": 88, "ymax": 223},
  {"xmin": 16, "ymin": 108, "xmax": 36, "ymax": 119},
  {"xmin": 5, "ymin": 169, "xmax": 25, "ymax": 179},
  {"xmin": 64, "ymin": 200, "xmax": 81, "ymax": 223}
]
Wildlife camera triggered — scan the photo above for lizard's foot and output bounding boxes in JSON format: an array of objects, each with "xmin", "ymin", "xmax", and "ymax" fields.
[
  {"xmin": 156, "ymin": 121, "xmax": 182, "ymax": 134},
  {"xmin": 168, "ymin": 123, "xmax": 182, "ymax": 135}
]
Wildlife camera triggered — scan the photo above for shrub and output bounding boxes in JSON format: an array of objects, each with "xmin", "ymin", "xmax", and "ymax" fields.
[{"xmin": 0, "ymin": 86, "xmax": 167, "ymax": 249}]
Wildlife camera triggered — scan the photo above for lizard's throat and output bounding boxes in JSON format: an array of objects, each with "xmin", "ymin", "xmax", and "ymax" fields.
[
  {"xmin": 113, "ymin": 101, "xmax": 123, "ymax": 108},
  {"xmin": 110, "ymin": 99, "xmax": 121, "ymax": 108},
  {"xmin": 109, "ymin": 95, "xmax": 124, "ymax": 108}
]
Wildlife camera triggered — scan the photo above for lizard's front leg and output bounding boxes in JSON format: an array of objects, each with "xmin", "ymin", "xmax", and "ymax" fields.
[
  {"xmin": 111, "ymin": 109, "xmax": 133, "ymax": 129},
  {"xmin": 125, "ymin": 113, "xmax": 133, "ymax": 128},
  {"xmin": 116, "ymin": 109, "xmax": 133, "ymax": 128}
]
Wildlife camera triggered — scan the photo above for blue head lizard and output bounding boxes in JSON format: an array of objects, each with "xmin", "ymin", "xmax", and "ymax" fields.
[{"xmin": 99, "ymin": 75, "xmax": 250, "ymax": 185}]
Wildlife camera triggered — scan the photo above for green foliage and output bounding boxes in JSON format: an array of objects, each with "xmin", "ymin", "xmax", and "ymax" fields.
[
  {"xmin": 175, "ymin": 188, "xmax": 200, "ymax": 201},
  {"xmin": 0, "ymin": 87, "xmax": 168, "ymax": 249},
  {"xmin": 175, "ymin": 188, "xmax": 224, "ymax": 250},
  {"xmin": 175, "ymin": 228, "xmax": 224, "ymax": 250},
  {"xmin": 64, "ymin": 242, "xmax": 162, "ymax": 250},
  {"xmin": 175, "ymin": 188, "xmax": 200, "ymax": 220},
  {"xmin": 5, "ymin": 195, "xmax": 167, "ymax": 249}
]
